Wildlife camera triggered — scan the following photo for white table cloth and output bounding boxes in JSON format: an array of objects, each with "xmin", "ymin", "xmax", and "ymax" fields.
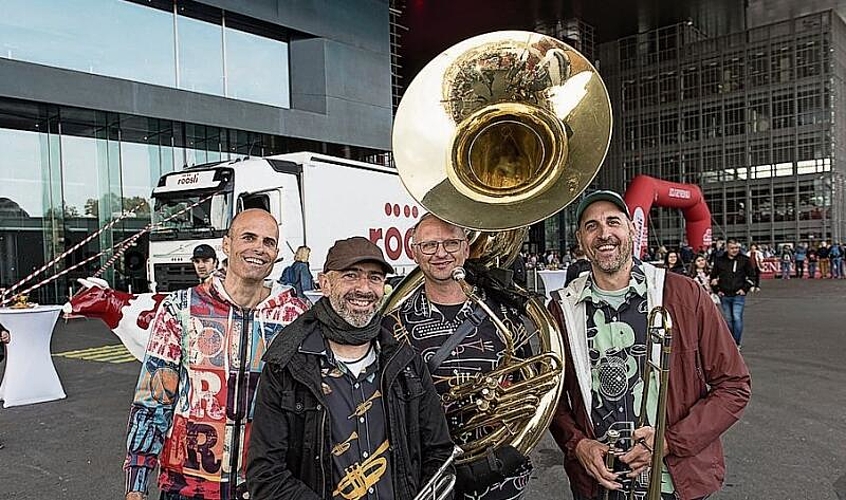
[
  {"xmin": 0, "ymin": 305, "xmax": 66, "ymax": 407},
  {"xmin": 537, "ymin": 270, "xmax": 569, "ymax": 304}
]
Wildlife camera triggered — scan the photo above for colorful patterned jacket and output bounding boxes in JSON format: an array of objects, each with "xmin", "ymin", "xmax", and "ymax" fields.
[{"xmin": 125, "ymin": 277, "xmax": 308, "ymax": 499}]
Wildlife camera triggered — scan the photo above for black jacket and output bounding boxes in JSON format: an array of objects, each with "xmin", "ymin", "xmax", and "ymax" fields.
[
  {"xmin": 710, "ymin": 253, "xmax": 755, "ymax": 296},
  {"xmin": 247, "ymin": 309, "xmax": 455, "ymax": 500}
]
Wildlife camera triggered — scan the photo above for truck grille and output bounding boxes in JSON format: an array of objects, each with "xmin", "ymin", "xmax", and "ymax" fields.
[{"xmin": 153, "ymin": 263, "xmax": 198, "ymax": 292}]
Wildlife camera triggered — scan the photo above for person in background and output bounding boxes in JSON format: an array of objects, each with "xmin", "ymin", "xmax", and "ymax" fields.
[
  {"xmin": 510, "ymin": 250, "xmax": 528, "ymax": 288},
  {"xmin": 818, "ymin": 242, "xmax": 830, "ymax": 278},
  {"xmin": 191, "ymin": 243, "xmax": 218, "ymax": 282},
  {"xmin": 565, "ymin": 246, "xmax": 592, "ymax": 288},
  {"xmin": 710, "ymin": 239, "xmax": 755, "ymax": 348},
  {"xmin": 663, "ymin": 250, "xmax": 686, "ymax": 275},
  {"xmin": 547, "ymin": 190, "xmax": 751, "ymax": 500},
  {"xmin": 124, "ymin": 209, "xmax": 309, "ymax": 500},
  {"xmin": 747, "ymin": 243, "xmax": 763, "ymax": 292},
  {"xmin": 794, "ymin": 243, "xmax": 807, "ymax": 279},
  {"xmin": 280, "ymin": 245, "xmax": 316, "ymax": 298},
  {"xmin": 829, "ymin": 242, "xmax": 843, "ymax": 279},
  {"xmin": 807, "ymin": 245, "xmax": 819, "ymax": 279},
  {"xmin": 689, "ymin": 254, "xmax": 720, "ymax": 304},
  {"xmin": 779, "ymin": 244, "xmax": 793, "ymax": 280}
]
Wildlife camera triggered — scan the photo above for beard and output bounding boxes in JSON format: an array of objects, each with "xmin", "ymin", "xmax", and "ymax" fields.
[
  {"xmin": 591, "ymin": 235, "xmax": 633, "ymax": 275},
  {"xmin": 328, "ymin": 290, "xmax": 379, "ymax": 328}
]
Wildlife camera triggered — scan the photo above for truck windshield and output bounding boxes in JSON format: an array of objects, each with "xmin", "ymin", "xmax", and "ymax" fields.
[{"xmin": 150, "ymin": 191, "xmax": 233, "ymax": 240}]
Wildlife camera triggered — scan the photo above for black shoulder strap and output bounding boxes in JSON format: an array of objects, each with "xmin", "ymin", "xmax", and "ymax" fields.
[{"xmin": 427, "ymin": 304, "xmax": 489, "ymax": 373}]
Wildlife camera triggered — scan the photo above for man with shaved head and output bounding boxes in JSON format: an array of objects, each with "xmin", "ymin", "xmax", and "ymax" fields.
[{"xmin": 125, "ymin": 209, "xmax": 309, "ymax": 500}]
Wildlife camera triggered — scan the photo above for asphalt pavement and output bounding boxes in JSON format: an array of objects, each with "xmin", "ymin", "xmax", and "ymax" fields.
[{"xmin": 1, "ymin": 278, "xmax": 845, "ymax": 499}]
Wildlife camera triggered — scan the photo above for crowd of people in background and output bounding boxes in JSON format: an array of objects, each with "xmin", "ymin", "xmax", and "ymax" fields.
[{"xmin": 524, "ymin": 239, "xmax": 846, "ymax": 282}]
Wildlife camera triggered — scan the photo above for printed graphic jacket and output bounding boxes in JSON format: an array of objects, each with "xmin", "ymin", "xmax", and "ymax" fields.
[
  {"xmin": 124, "ymin": 277, "xmax": 308, "ymax": 499},
  {"xmin": 246, "ymin": 308, "xmax": 455, "ymax": 500},
  {"xmin": 548, "ymin": 263, "xmax": 751, "ymax": 500}
]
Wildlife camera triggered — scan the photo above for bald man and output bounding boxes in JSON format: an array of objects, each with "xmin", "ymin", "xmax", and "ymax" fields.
[{"xmin": 124, "ymin": 209, "xmax": 309, "ymax": 500}]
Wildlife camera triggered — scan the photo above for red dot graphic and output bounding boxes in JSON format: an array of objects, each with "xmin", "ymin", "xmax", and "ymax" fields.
[
  {"xmin": 403, "ymin": 205, "xmax": 411, "ymax": 217},
  {"xmin": 393, "ymin": 204, "xmax": 400, "ymax": 217},
  {"xmin": 412, "ymin": 206, "xmax": 419, "ymax": 218},
  {"xmin": 384, "ymin": 203, "xmax": 392, "ymax": 216}
]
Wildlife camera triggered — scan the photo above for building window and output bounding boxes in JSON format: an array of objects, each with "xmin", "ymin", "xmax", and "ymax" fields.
[
  {"xmin": 620, "ymin": 37, "xmax": 637, "ymax": 70},
  {"xmin": 701, "ymin": 59, "xmax": 721, "ymax": 96},
  {"xmin": 771, "ymin": 43, "xmax": 793, "ymax": 84},
  {"xmin": 0, "ymin": 0, "xmax": 176, "ymax": 87},
  {"xmin": 722, "ymin": 53, "xmax": 744, "ymax": 93},
  {"xmin": 681, "ymin": 66, "xmax": 699, "ymax": 100},
  {"xmin": 797, "ymin": 83, "xmax": 824, "ymax": 126},
  {"xmin": 724, "ymin": 100, "xmax": 746, "ymax": 136},
  {"xmin": 702, "ymin": 104, "xmax": 722, "ymax": 138},
  {"xmin": 748, "ymin": 93, "xmax": 770, "ymax": 133},
  {"xmin": 747, "ymin": 48, "xmax": 769, "ymax": 88},
  {"xmin": 659, "ymin": 72, "xmax": 678, "ymax": 104},
  {"xmin": 772, "ymin": 90, "xmax": 795, "ymax": 129},
  {"xmin": 622, "ymin": 80, "xmax": 638, "ymax": 111},
  {"xmin": 623, "ymin": 117, "xmax": 638, "ymax": 151},
  {"xmin": 640, "ymin": 75, "xmax": 659, "ymax": 108},
  {"xmin": 642, "ymin": 113, "xmax": 659, "ymax": 149},
  {"xmin": 681, "ymin": 107, "xmax": 700, "ymax": 143},
  {"xmin": 796, "ymin": 37, "xmax": 822, "ymax": 79},
  {"xmin": 659, "ymin": 112, "xmax": 678, "ymax": 146},
  {"xmin": 0, "ymin": 0, "xmax": 291, "ymax": 108}
]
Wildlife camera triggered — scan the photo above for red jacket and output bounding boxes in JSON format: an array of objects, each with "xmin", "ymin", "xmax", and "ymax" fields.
[{"xmin": 548, "ymin": 264, "xmax": 751, "ymax": 500}]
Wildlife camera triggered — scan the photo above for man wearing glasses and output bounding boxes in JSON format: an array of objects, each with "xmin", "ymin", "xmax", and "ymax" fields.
[{"xmin": 383, "ymin": 213, "xmax": 534, "ymax": 500}]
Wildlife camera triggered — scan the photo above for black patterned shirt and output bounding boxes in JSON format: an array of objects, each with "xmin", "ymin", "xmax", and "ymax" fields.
[
  {"xmin": 577, "ymin": 258, "xmax": 675, "ymax": 498},
  {"xmin": 382, "ymin": 285, "xmax": 534, "ymax": 498},
  {"xmin": 299, "ymin": 332, "xmax": 393, "ymax": 500}
]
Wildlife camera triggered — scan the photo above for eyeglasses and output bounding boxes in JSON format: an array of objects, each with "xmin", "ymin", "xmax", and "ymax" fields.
[{"xmin": 413, "ymin": 238, "xmax": 465, "ymax": 255}]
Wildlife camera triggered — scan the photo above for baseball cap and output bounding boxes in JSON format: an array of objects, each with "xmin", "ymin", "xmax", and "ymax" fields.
[
  {"xmin": 574, "ymin": 190, "xmax": 630, "ymax": 227},
  {"xmin": 323, "ymin": 236, "xmax": 394, "ymax": 275},
  {"xmin": 192, "ymin": 244, "xmax": 217, "ymax": 261}
]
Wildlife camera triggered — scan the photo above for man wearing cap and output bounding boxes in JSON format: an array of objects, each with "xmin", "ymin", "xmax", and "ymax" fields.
[
  {"xmin": 247, "ymin": 236, "xmax": 455, "ymax": 500},
  {"xmin": 124, "ymin": 209, "xmax": 309, "ymax": 500},
  {"xmin": 191, "ymin": 244, "xmax": 218, "ymax": 282},
  {"xmin": 382, "ymin": 212, "xmax": 535, "ymax": 500},
  {"xmin": 547, "ymin": 191, "xmax": 751, "ymax": 500}
]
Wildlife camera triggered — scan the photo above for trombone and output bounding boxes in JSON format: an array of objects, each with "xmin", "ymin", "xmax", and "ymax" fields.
[
  {"xmin": 604, "ymin": 306, "xmax": 674, "ymax": 500},
  {"xmin": 414, "ymin": 446, "xmax": 463, "ymax": 500}
]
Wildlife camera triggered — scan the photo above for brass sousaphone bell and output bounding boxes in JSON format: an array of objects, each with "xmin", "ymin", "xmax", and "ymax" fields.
[{"xmin": 387, "ymin": 31, "xmax": 612, "ymax": 470}]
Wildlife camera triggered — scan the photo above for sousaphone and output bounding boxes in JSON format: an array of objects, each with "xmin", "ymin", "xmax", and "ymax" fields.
[{"xmin": 386, "ymin": 31, "xmax": 612, "ymax": 464}]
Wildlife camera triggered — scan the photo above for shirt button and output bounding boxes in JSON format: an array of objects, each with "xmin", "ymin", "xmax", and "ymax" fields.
[
  {"xmin": 612, "ymin": 316, "xmax": 617, "ymax": 322},
  {"xmin": 354, "ymin": 383, "xmax": 360, "ymax": 389},
  {"xmin": 451, "ymin": 350, "xmax": 457, "ymax": 356},
  {"xmin": 316, "ymin": 404, "xmax": 322, "ymax": 410},
  {"xmin": 368, "ymin": 488, "xmax": 375, "ymax": 494},
  {"xmin": 359, "ymin": 417, "xmax": 365, "ymax": 423},
  {"xmin": 363, "ymin": 451, "xmax": 369, "ymax": 458}
]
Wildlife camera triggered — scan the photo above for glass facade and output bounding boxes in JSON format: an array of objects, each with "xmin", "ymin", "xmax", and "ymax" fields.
[
  {"xmin": 0, "ymin": 0, "xmax": 290, "ymax": 108},
  {"xmin": 0, "ymin": 97, "xmax": 382, "ymax": 303},
  {"xmin": 598, "ymin": 11, "xmax": 846, "ymax": 249}
]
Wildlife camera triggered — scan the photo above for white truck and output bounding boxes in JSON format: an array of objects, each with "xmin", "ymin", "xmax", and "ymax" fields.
[{"xmin": 147, "ymin": 152, "xmax": 421, "ymax": 292}]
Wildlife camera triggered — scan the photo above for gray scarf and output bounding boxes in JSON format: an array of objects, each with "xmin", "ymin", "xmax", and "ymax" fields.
[{"xmin": 312, "ymin": 297, "xmax": 381, "ymax": 345}]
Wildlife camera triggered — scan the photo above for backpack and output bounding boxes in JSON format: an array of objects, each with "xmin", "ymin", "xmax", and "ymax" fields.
[{"xmin": 279, "ymin": 264, "xmax": 297, "ymax": 285}]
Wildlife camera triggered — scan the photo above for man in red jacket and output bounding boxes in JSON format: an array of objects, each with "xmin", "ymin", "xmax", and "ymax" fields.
[{"xmin": 547, "ymin": 191, "xmax": 751, "ymax": 500}]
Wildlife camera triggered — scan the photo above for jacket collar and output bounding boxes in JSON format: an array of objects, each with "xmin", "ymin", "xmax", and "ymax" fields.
[
  {"xmin": 204, "ymin": 275, "xmax": 298, "ymax": 312},
  {"xmin": 575, "ymin": 257, "xmax": 648, "ymax": 304}
]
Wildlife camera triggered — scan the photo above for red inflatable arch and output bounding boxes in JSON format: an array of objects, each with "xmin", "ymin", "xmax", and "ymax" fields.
[{"xmin": 623, "ymin": 175, "xmax": 712, "ymax": 258}]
